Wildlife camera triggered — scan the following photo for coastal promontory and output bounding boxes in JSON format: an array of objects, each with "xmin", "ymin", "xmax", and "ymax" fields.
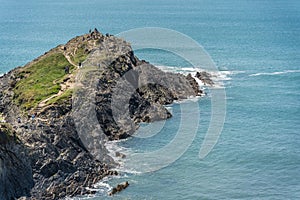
[{"xmin": 0, "ymin": 29, "xmax": 205, "ymax": 199}]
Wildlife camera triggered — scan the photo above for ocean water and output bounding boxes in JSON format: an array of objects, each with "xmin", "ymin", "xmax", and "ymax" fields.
[{"xmin": 1, "ymin": 0, "xmax": 300, "ymax": 199}]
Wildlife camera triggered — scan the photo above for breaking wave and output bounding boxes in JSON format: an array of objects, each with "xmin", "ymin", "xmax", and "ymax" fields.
[
  {"xmin": 249, "ymin": 70, "xmax": 300, "ymax": 77},
  {"xmin": 155, "ymin": 65, "xmax": 242, "ymax": 88}
]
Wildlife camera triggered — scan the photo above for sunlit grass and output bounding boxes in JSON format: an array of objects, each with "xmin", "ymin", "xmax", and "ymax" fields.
[{"xmin": 13, "ymin": 51, "xmax": 73, "ymax": 110}]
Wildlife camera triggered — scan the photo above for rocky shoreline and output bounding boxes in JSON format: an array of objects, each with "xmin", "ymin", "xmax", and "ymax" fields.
[{"xmin": 0, "ymin": 30, "xmax": 212, "ymax": 199}]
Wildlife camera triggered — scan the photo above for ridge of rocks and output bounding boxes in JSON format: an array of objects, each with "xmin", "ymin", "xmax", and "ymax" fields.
[{"xmin": 0, "ymin": 29, "xmax": 210, "ymax": 199}]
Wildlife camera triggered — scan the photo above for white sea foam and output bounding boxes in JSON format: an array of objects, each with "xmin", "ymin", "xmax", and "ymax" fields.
[
  {"xmin": 173, "ymin": 95, "xmax": 202, "ymax": 104},
  {"xmin": 155, "ymin": 65, "xmax": 239, "ymax": 87},
  {"xmin": 105, "ymin": 140, "xmax": 143, "ymax": 175},
  {"xmin": 193, "ymin": 75, "xmax": 205, "ymax": 87},
  {"xmin": 94, "ymin": 179, "xmax": 113, "ymax": 192},
  {"xmin": 156, "ymin": 65, "xmax": 199, "ymax": 75},
  {"xmin": 164, "ymin": 105, "xmax": 173, "ymax": 112},
  {"xmin": 105, "ymin": 140, "xmax": 128, "ymax": 161},
  {"xmin": 67, "ymin": 172, "xmax": 119, "ymax": 199},
  {"xmin": 249, "ymin": 70, "xmax": 300, "ymax": 77},
  {"xmin": 114, "ymin": 166, "xmax": 143, "ymax": 175},
  {"xmin": 95, "ymin": 65, "xmax": 236, "ymax": 197}
]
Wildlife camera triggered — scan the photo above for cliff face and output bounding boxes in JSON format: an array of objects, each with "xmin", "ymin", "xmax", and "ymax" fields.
[
  {"xmin": 0, "ymin": 29, "xmax": 202, "ymax": 199},
  {"xmin": 0, "ymin": 124, "xmax": 33, "ymax": 200}
]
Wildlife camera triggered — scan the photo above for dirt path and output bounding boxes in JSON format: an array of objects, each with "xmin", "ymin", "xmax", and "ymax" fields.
[
  {"xmin": 37, "ymin": 74, "xmax": 75, "ymax": 109},
  {"xmin": 64, "ymin": 54, "xmax": 78, "ymax": 68},
  {"xmin": 36, "ymin": 52, "xmax": 79, "ymax": 110}
]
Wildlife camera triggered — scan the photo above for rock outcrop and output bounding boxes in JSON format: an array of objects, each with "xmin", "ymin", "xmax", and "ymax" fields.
[
  {"xmin": 108, "ymin": 181, "xmax": 129, "ymax": 196},
  {"xmin": 0, "ymin": 29, "xmax": 204, "ymax": 199},
  {"xmin": 195, "ymin": 71, "xmax": 214, "ymax": 86},
  {"xmin": 0, "ymin": 124, "xmax": 34, "ymax": 200}
]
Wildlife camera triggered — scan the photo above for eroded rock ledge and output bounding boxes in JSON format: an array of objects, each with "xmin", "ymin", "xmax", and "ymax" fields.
[{"xmin": 0, "ymin": 29, "xmax": 211, "ymax": 199}]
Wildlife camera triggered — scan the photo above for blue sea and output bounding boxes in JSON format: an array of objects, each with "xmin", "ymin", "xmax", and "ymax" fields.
[{"xmin": 1, "ymin": 0, "xmax": 299, "ymax": 199}]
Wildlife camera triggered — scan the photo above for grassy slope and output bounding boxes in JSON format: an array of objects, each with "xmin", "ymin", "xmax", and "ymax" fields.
[
  {"xmin": 14, "ymin": 50, "xmax": 74, "ymax": 110},
  {"xmin": 12, "ymin": 33, "xmax": 100, "ymax": 111},
  {"xmin": 46, "ymin": 88, "xmax": 73, "ymax": 105}
]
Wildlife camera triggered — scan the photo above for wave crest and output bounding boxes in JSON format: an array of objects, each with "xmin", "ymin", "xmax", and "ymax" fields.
[
  {"xmin": 249, "ymin": 70, "xmax": 300, "ymax": 77},
  {"xmin": 155, "ymin": 65, "xmax": 239, "ymax": 88}
]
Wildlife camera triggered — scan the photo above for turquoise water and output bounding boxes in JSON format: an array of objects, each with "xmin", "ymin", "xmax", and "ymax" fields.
[{"xmin": 1, "ymin": 0, "xmax": 300, "ymax": 199}]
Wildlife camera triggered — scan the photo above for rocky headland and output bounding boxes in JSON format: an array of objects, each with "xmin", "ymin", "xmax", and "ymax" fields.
[{"xmin": 0, "ymin": 29, "xmax": 211, "ymax": 199}]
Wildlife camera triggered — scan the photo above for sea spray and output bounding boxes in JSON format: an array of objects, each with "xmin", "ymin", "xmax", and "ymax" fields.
[{"xmin": 249, "ymin": 69, "xmax": 300, "ymax": 77}]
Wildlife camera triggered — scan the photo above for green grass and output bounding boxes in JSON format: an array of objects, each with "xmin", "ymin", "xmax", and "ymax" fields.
[
  {"xmin": 46, "ymin": 89, "xmax": 73, "ymax": 105},
  {"xmin": 14, "ymin": 52, "xmax": 73, "ymax": 110},
  {"xmin": 71, "ymin": 43, "xmax": 89, "ymax": 65}
]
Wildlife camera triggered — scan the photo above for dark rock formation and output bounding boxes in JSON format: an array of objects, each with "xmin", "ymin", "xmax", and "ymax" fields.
[
  {"xmin": 195, "ymin": 71, "xmax": 214, "ymax": 86},
  {"xmin": 115, "ymin": 151, "xmax": 126, "ymax": 158},
  {"xmin": 0, "ymin": 30, "xmax": 204, "ymax": 199},
  {"xmin": 108, "ymin": 181, "xmax": 129, "ymax": 196},
  {"xmin": 187, "ymin": 73, "xmax": 203, "ymax": 95},
  {"xmin": 0, "ymin": 124, "xmax": 34, "ymax": 200}
]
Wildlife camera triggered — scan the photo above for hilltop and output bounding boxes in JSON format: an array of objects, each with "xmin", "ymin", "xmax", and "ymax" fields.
[{"xmin": 0, "ymin": 29, "xmax": 207, "ymax": 199}]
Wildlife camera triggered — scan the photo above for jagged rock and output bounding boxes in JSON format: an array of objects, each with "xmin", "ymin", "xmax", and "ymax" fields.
[
  {"xmin": 195, "ymin": 71, "xmax": 214, "ymax": 86},
  {"xmin": 187, "ymin": 73, "xmax": 203, "ymax": 95},
  {"xmin": 40, "ymin": 160, "xmax": 59, "ymax": 178},
  {"xmin": 115, "ymin": 151, "xmax": 126, "ymax": 158},
  {"xmin": 0, "ymin": 125, "xmax": 34, "ymax": 199},
  {"xmin": 108, "ymin": 181, "xmax": 129, "ymax": 196},
  {"xmin": 0, "ymin": 29, "xmax": 205, "ymax": 200}
]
